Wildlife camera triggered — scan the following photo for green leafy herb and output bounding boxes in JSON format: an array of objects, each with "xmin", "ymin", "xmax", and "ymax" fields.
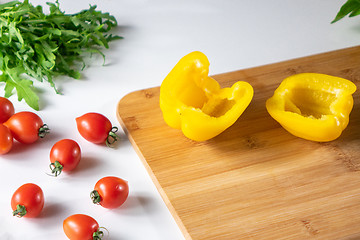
[
  {"xmin": 331, "ymin": 0, "xmax": 360, "ymax": 23},
  {"xmin": 0, "ymin": 0, "xmax": 122, "ymax": 110}
]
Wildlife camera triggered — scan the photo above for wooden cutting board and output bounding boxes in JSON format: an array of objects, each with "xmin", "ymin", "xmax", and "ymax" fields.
[{"xmin": 116, "ymin": 46, "xmax": 360, "ymax": 240}]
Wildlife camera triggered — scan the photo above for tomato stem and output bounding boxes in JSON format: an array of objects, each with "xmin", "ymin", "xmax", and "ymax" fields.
[
  {"xmin": 38, "ymin": 124, "xmax": 50, "ymax": 138},
  {"xmin": 90, "ymin": 190, "xmax": 101, "ymax": 205},
  {"xmin": 13, "ymin": 204, "xmax": 27, "ymax": 217},
  {"xmin": 49, "ymin": 160, "xmax": 63, "ymax": 177},
  {"xmin": 93, "ymin": 229, "xmax": 104, "ymax": 240},
  {"xmin": 106, "ymin": 126, "xmax": 118, "ymax": 147}
]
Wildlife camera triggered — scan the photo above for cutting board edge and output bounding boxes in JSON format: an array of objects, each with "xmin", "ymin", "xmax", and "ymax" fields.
[
  {"xmin": 116, "ymin": 96, "xmax": 192, "ymax": 240},
  {"xmin": 210, "ymin": 45, "xmax": 360, "ymax": 78}
]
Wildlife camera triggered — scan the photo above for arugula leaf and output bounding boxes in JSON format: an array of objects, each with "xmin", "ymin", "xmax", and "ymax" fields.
[
  {"xmin": 332, "ymin": 0, "xmax": 360, "ymax": 23},
  {"xmin": 0, "ymin": 0, "xmax": 121, "ymax": 110}
]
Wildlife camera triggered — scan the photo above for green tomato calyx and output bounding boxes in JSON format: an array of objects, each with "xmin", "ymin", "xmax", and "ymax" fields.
[
  {"xmin": 13, "ymin": 204, "xmax": 27, "ymax": 217},
  {"xmin": 90, "ymin": 190, "xmax": 101, "ymax": 205},
  {"xmin": 49, "ymin": 160, "xmax": 63, "ymax": 177},
  {"xmin": 106, "ymin": 126, "xmax": 118, "ymax": 147},
  {"xmin": 39, "ymin": 124, "xmax": 50, "ymax": 138},
  {"xmin": 93, "ymin": 229, "xmax": 104, "ymax": 240}
]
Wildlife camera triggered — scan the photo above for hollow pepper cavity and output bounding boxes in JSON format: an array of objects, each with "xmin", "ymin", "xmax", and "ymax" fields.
[
  {"xmin": 159, "ymin": 51, "xmax": 253, "ymax": 141},
  {"xmin": 266, "ymin": 73, "xmax": 356, "ymax": 142}
]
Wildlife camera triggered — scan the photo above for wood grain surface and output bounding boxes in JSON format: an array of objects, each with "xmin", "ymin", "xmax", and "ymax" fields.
[{"xmin": 116, "ymin": 46, "xmax": 360, "ymax": 240}]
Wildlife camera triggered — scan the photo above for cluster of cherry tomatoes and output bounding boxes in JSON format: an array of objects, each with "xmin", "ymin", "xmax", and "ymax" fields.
[
  {"xmin": 0, "ymin": 97, "xmax": 49, "ymax": 154},
  {"xmin": 1, "ymin": 97, "xmax": 129, "ymax": 239}
]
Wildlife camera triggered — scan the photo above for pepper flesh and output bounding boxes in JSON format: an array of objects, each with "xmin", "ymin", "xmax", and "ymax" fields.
[
  {"xmin": 159, "ymin": 51, "xmax": 253, "ymax": 141},
  {"xmin": 266, "ymin": 73, "xmax": 356, "ymax": 142}
]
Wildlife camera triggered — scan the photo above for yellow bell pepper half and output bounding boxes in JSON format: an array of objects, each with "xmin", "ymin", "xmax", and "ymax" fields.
[
  {"xmin": 159, "ymin": 51, "xmax": 254, "ymax": 141},
  {"xmin": 266, "ymin": 73, "xmax": 356, "ymax": 142}
]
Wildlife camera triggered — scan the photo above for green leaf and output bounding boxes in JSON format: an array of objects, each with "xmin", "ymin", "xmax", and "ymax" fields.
[
  {"xmin": 349, "ymin": 6, "xmax": 360, "ymax": 16},
  {"xmin": 0, "ymin": 1, "xmax": 20, "ymax": 12},
  {"xmin": 4, "ymin": 78, "xmax": 15, "ymax": 98},
  {"xmin": 40, "ymin": 40, "xmax": 56, "ymax": 64},
  {"xmin": 8, "ymin": 21, "xmax": 24, "ymax": 45},
  {"xmin": 15, "ymin": 78, "xmax": 39, "ymax": 110},
  {"xmin": 3, "ymin": 66, "xmax": 39, "ymax": 110},
  {"xmin": 332, "ymin": 0, "xmax": 360, "ymax": 23}
]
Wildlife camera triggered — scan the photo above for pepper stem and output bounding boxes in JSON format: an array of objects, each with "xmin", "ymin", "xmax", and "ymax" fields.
[
  {"xmin": 93, "ymin": 229, "xmax": 104, "ymax": 240},
  {"xmin": 90, "ymin": 190, "xmax": 101, "ymax": 205},
  {"xmin": 39, "ymin": 124, "xmax": 50, "ymax": 138},
  {"xmin": 13, "ymin": 204, "xmax": 27, "ymax": 217},
  {"xmin": 106, "ymin": 126, "xmax": 118, "ymax": 147},
  {"xmin": 49, "ymin": 160, "xmax": 64, "ymax": 177}
]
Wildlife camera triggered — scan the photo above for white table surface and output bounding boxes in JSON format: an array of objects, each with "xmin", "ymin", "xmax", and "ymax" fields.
[{"xmin": 0, "ymin": 0, "xmax": 359, "ymax": 239}]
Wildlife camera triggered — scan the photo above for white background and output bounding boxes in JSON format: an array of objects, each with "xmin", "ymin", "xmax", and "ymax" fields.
[{"xmin": 0, "ymin": 0, "xmax": 359, "ymax": 239}]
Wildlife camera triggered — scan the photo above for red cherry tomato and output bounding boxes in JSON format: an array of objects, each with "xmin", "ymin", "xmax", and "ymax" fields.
[
  {"xmin": 11, "ymin": 183, "xmax": 44, "ymax": 218},
  {"xmin": 49, "ymin": 139, "xmax": 81, "ymax": 177},
  {"xmin": 0, "ymin": 124, "xmax": 13, "ymax": 155},
  {"xmin": 0, "ymin": 97, "xmax": 14, "ymax": 123},
  {"xmin": 91, "ymin": 176, "xmax": 129, "ymax": 209},
  {"xmin": 4, "ymin": 111, "xmax": 49, "ymax": 144},
  {"xmin": 76, "ymin": 112, "xmax": 117, "ymax": 146},
  {"xmin": 63, "ymin": 214, "xmax": 104, "ymax": 240}
]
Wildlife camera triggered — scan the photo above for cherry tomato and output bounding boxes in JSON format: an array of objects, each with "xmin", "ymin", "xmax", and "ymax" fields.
[
  {"xmin": 76, "ymin": 112, "xmax": 117, "ymax": 146},
  {"xmin": 49, "ymin": 139, "xmax": 81, "ymax": 177},
  {"xmin": 0, "ymin": 124, "xmax": 13, "ymax": 155},
  {"xmin": 4, "ymin": 111, "xmax": 49, "ymax": 144},
  {"xmin": 11, "ymin": 183, "xmax": 44, "ymax": 218},
  {"xmin": 0, "ymin": 97, "xmax": 14, "ymax": 123},
  {"xmin": 91, "ymin": 176, "xmax": 129, "ymax": 209},
  {"xmin": 63, "ymin": 214, "xmax": 104, "ymax": 240}
]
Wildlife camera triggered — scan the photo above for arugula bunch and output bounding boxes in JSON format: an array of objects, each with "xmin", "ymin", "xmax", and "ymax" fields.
[
  {"xmin": 332, "ymin": 0, "xmax": 360, "ymax": 23},
  {"xmin": 0, "ymin": 0, "xmax": 121, "ymax": 110}
]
